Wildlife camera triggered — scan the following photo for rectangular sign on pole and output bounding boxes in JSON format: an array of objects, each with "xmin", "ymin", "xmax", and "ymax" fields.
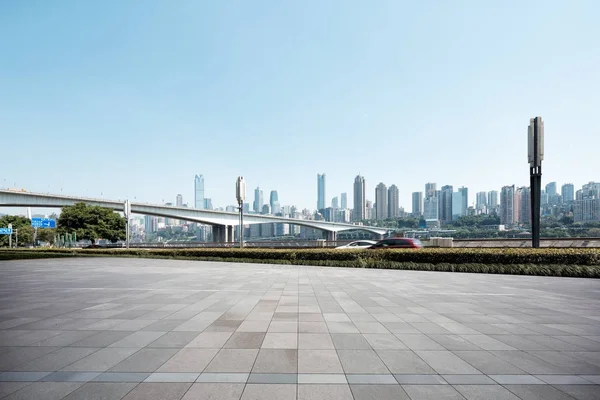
[
  {"xmin": 31, "ymin": 218, "xmax": 56, "ymax": 228},
  {"xmin": 0, "ymin": 228, "xmax": 13, "ymax": 235}
]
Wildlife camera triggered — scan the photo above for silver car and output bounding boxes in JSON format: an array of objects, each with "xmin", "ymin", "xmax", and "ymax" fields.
[{"xmin": 335, "ymin": 240, "xmax": 377, "ymax": 249}]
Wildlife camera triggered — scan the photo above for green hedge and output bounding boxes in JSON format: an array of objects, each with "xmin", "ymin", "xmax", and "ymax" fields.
[{"xmin": 1, "ymin": 248, "xmax": 599, "ymax": 278}]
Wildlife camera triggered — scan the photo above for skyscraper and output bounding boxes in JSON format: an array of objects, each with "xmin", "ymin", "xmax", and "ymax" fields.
[
  {"xmin": 203, "ymin": 199, "xmax": 213, "ymax": 210},
  {"xmin": 253, "ymin": 187, "xmax": 263, "ymax": 213},
  {"xmin": 561, "ymin": 183, "xmax": 575, "ymax": 203},
  {"xmin": 176, "ymin": 194, "xmax": 183, "ymax": 207},
  {"xmin": 476, "ymin": 192, "xmax": 487, "ymax": 211},
  {"xmin": 545, "ymin": 182, "xmax": 557, "ymax": 196},
  {"xmin": 331, "ymin": 197, "xmax": 339, "ymax": 209},
  {"xmin": 353, "ymin": 175, "xmax": 366, "ymax": 221},
  {"xmin": 412, "ymin": 192, "xmax": 423, "ymax": 216},
  {"xmin": 425, "ymin": 183, "xmax": 437, "ymax": 199},
  {"xmin": 386, "ymin": 185, "xmax": 398, "ymax": 218},
  {"xmin": 518, "ymin": 186, "xmax": 531, "ymax": 224},
  {"xmin": 194, "ymin": 175, "xmax": 205, "ymax": 209},
  {"xmin": 270, "ymin": 190, "xmax": 281, "ymax": 215},
  {"xmin": 452, "ymin": 191, "xmax": 463, "ymax": 221},
  {"xmin": 488, "ymin": 190, "xmax": 499, "ymax": 209},
  {"xmin": 500, "ymin": 185, "xmax": 516, "ymax": 225},
  {"xmin": 375, "ymin": 183, "xmax": 388, "ymax": 220},
  {"xmin": 459, "ymin": 187, "xmax": 468, "ymax": 216},
  {"xmin": 317, "ymin": 174, "xmax": 326, "ymax": 211},
  {"xmin": 340, "ymin": 193, "xmax": 347, "ymax": 209},
  {"xmin": 441, "ymin": 185, "xmax": 453, "ymax": 223},
  {"xmin": 424, "ymin": 197, "xmax": 439, "ymax": 220}
]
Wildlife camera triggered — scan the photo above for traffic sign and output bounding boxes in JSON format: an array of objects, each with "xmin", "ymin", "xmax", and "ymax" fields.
[
  {"xmin": 31, "ymin": 218, "xmax": 56, "ymax": 228},
  {"xmin": 0, "ymin": 228, "xmax": 12, "ymax": 235}
]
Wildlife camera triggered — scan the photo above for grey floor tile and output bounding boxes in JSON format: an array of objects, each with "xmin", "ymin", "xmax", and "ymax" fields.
[
  {"xmin": 241, "ymin": 383, "xmax": 296, "ymax": 400},
  {"xmin": 415, "ymin": 351, "xmax": 482, "ymax": 375},
  {"xmin": 490, "ymin": 374, "xmax": 545, "ymax": 384},
  {"xmin": 144, "ymin": 373, "xmax": 200, "ymax": 382},
  {"xmin": 363, "ymin": 334, "xmax": 407, "ymax": 350},
  {"xmin": 298, "ymin": 334, "xmax": 334, "ymax": 349},
  {"xmin": 140, "ymin": 319, "xmax": 187, "ymax": 332},
  {"xmin": 454, "ymin": 384, "xmax": 522, "ymax": 400},
  {"xmin": 402, "ymin": 384, "xmax": 466, "ymax": 400},
  {"xmin": 453, "ymin": 350, "xmax": 526, "ymax": 374},
  {"xmin": 2, "ymin": 382, "xmax": 83, "ymax": 400},
  {"xmin": 62, "ymin": 382, "xmax": 137, "ymax": 399},
  {"xmin": 429, "ymin": 335, "xmax": 483, "ymax": 351},
  {"xmin": 376, "ymin": 350, "xmax": 437, "ymax": 374},
  {"xmin": 395, "ymin": 334, "xmax": 445, "ymax": 350},
  {"xmin": 553, "ymin": 385, "xmax": 600, "ymax": 400},
  {"xmin": 156, "ymin": 349, "xmax": 218, "ymax": 373},
  {"xmin": 205, "ymin": 349, "xmax": 258, "ymax": 373},
  {"xmin": 504, "ymin": 384, "xmax": 578, "ymax": 400},
  {"xmin": 93, "ymin": 372, "xmax": 150, "ymax": 382},
  {"xmin": 261, "ymin": 333, "xmax": 297, "ymax": 349},
  {"xmin": 16, "ymin": 347, "xmax": 99, "ymax": 372},
  {"xmin": 394, "ymin": 374, "xmax": 447, "ymax": 384},
  {"xmin": 298, "ymin": 384, "xmax": 353, "ymax": 400},
  {"xmin": 32, "ymin": 330, "xmax": 99, "ymax": 347},
  {"xmin": 236, "ymin": 320, "xmax": 271, "ymax": 332},
  {"xmin": 337, "ymin": 350, "xmax": 389, "ymax": 374},
  {"xmin": 0, "ymin": 346, "xmax": 61, "ymax": 371},
  {"xmin": 0, "ymin": 382, "xmax": 31, "ymax": 398},
  {"xmin": 297, "ymin": 374, "xmax": 347, "ymax": 384},
  {"xmin": 247, "ymin": 373, "xmax": 297, "ymax": 383},
  {"xmin": 224, "ymin": 332, "xmax": 266, "ymax": 349},
  {"xmin": 109, "ymin": 348, "xmax": 179, "ymax": 372},
  {"xmin": 350, "ymin": 384, "xmax": 410, "ymax": 400},
  {"xmin": 204, "ymin": 320, "xmax": 243, "ymax": 332},
  {"xmin": 71, "ymin": 331, "xmax": 132, "ymax": 348},
  {"xmin": 122, "ymin": 382, "xmax": 192, "ymax": 400},
  {"xmin": 109, "ymin": 331, "xmax": 165, "ymax": 348},
  {"xmin": 41, "ymin": 371, "xmax": 102, "ymax": 382},
  {"xmin": 252, "ymin": 349, "xmax": 298, "ymax": 373},
  {"xmin": 581, "ymin": 375, "xmax": 600, "ymax": 384},
  {"xmin": 299, "ymin": 322, "xmax": 329, "ymax": 333},
  {"xmin": 298, "ymin": 350, "xmax": 344, "ymax": 373},
  {"xmin": 346, "ymin": 374, "xmax": 397, "ymax": 384},
  {"xmin": 442, "ymin": 375, "xmax": 496, "ymax": 384},
  {"xmin": 62, "ymin": 348, "xmax": 139, "ymax": 372},
  {"xmin": 182, "ymin": 382, "xmax": 245, "ymax": 399},
  {"xmin": 0, "ymin": 371, "xmax": 52, "ymax": 382},
  {"xmin": 331, "ymin": 334, "xmax": 371, "ymax": 349},
  {"xmin": 196, "ymin": 373, "xmax": 248, "ymax": 383},
  {"xmin": 186, "ymin": 331, "xmax": 233, "ymax": 348},
  {"xmin": 536, "ymin": 375, "xmax": 595, "ymax": 385},
  {"xmin": 327, "ymin": 322, "xmax": 359, "ymax": 334},
  {"xmin": 147, "ymin": 331, "xmax": 198, "ymax": 348}
]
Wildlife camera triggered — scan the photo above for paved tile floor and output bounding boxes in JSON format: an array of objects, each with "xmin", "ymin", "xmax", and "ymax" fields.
[{"xmin": 0, "ymin": 258, "xmax": 599, "ymax": 399}]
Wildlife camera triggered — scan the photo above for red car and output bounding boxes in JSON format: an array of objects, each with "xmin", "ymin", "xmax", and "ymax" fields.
[{"xmin": 368, "ymin": 238, "xmax": 423, "ymax": 249}]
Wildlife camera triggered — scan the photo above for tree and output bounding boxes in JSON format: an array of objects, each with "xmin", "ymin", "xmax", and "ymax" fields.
[
  {"xmin": 0, "ymin": 215, "xmax": 34, "ymax": 247},
  {"xmin": 58, "ymin": 203, "xmax": 126, "ymax": 244}
]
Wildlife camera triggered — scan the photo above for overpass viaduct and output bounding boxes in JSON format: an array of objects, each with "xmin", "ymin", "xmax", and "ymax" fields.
[{"xmin": 0, "ymin": 190, "xmax": 388, "ymax": 242}]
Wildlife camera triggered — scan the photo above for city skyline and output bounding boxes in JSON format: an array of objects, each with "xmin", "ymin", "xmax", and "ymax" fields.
[{"xmin": 1, "ymin": 2, "xmax": 599, "ymax": 213}]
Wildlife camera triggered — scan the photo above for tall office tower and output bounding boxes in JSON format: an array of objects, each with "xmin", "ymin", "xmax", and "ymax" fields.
[
  {"xmin": 451, "ymin": 191, "xmax": 463, "ymax": 221},
  {"xmin": 387, "ymin": 185, "xmax": 399, "ymax": 218},
  {"xmin": 317, "ymin": 174, "xmax": 326, "ymax": 211},
  {"xmin": 375, "ymin": 183, "xmax": 388, "ymax": 220},
  {"xmin": 459, "ymin": 187, "xmax": 468, "ymax": 216},
  {"xmin": 476, "ymin": 192, "xmax": 487, "ymax": 211},
  {"xmin": 262, "ymin": 204, "xmax": 271, "ymax": 215},
  {"xmin": 412, "ymin": 192, "xmax": 423, "ymax": 216},
  {"xmin": 253, "ymin": 187, "xmax": 263, "ymax": 213},
  {"xmin": 270, "ymin": 190, "xmax": 281, "ymax": 215},
  {"xmin": 488, "ymin": 190, "xmax": 499, "ymax": 209},
  {"xmin": 353, "ymin": 175, "xmax": 366, "ymax": 221},
  {"xmin": 332, "ymin": 197, "xmax": 339, "ymax": 209},
  {"xmin": 545, "ymin": 182, "xmax": 557, "ymax": 196},
  {"xmin": 340, "ymin": 193, "xmax": 347, "ymax": 209},
  {"xmin": 425, "ymin": 182, "xmax": 437, "ymax": 199},
  {"xmin": 144, "ymin": 215, "xmax": 157, "ymax": 233},
  {"xmin": 203, "ymin": 199, "xmax": 213, "ymax": 210},
  {"xmin": 176, "ymin": 194, "xmax": 183, "ymax": 207},
  {"xmin": 518, "ymin": 186, "xmax": 531, "ymax": 224},
  {"xmin": 194, "ymin": 175, "xmax": 205, "ymax": 209},
  {"xmin": 441, "ymin": 185, "xmax": 453, "ymax": 223},
  {"xmin": 365, "ymin": 200, "xmax": 374, "ymax": 220},
  {"xmin": 500, "ymin": 185, "xmax": 516, "ymax": 225},
  {"xmin": 561, "ymin": 183, "xmax": 575, "ymax": 203},
  {"xmin": 423, "ymin": 197, "xmax": 439, "ymax": 220}
]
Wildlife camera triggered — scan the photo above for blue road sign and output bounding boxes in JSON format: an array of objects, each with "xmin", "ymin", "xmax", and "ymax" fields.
[
  {"xmin": 31, "ymin": 218, "xmax": 56, "ymax": 228},
  {"xmin": 0, "ymin": 228, "xmax": 13, "ymax": 235}
]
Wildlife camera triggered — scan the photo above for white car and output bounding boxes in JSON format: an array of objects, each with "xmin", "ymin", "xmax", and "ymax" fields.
[{"xmin": 335, "ymin": 240, "xmax": 377, "ymax": 249}]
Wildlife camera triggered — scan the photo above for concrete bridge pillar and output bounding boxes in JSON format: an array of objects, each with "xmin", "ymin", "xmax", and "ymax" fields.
[
  {"xmin": 327, "ymin": 231, "xmax": 337, "ymax": 243},
  {"xmin": 212, "ymin": 225, "xmax": 225, "ymax": 243},
  {"xmin": 227, "ymin": 225, "xmax": 234, "ymax": 243}
]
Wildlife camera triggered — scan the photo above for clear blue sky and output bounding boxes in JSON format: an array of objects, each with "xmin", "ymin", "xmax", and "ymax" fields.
[{"xmin": 1, "ymin": 0, "xmax": 599, "ymax": 214}]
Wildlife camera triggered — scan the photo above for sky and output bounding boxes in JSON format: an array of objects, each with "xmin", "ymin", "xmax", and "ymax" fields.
[{"xmin": 1, "ymin": 0, "xmax": 599, "ymax": 216}]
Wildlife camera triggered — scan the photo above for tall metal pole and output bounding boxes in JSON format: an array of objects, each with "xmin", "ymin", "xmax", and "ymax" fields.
[
  {"xmin": 528, "ymin": 117, "xmax": 544, "ymax": 248},
  {"xmin": 8, "ymin": 224, "xmax": 12, "ymax": 248},
  {"xmin": 125, "ymin": 200, "xmax": 130, "ymax": 249},
  {"xmin": 236, "ymin": 177, "xmax": 246, "ymax": 249}
]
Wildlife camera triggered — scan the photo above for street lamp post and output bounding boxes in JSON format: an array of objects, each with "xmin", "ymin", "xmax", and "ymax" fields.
[
  {"xmin": 528, "ymin": 117, "xmax": 544, "ymax": 248},
  {"xmin": 236, "ymin": 177, "xmax": 246, "ymax": 248}
]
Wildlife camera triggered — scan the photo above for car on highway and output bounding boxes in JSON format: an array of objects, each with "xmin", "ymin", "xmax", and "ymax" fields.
[
  {"xmin": 368, "ymin": 238, "xmax": 423, "ymax": 249},
  {"xmin": 335, "ymin": 240, "xmax": 377, "ymax": 249}
]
